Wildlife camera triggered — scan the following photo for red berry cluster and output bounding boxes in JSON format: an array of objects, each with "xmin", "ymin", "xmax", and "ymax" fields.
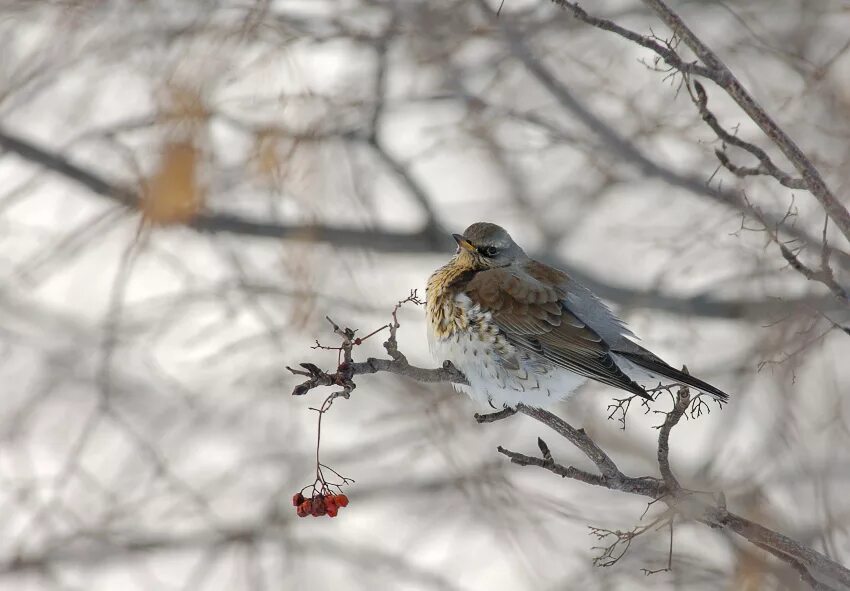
[{"xmin": 293, "ymin": 492, "xmax": 349, "ymax": 518}]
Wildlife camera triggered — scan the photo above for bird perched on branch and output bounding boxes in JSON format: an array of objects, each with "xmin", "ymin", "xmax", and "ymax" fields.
[{"xmin": 426, "ymin": 222, "xmax": 729, "ymax": 409}]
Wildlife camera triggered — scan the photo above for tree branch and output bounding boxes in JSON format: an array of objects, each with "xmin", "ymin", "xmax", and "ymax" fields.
[
  {"xmin": 638, "ymin": 0, "xmax": 850, "ymax": 244},
  {"xmin": 493, "ymin": 401, "xmax": 850, "ymax": 589},
  {"xmin": 290, "ymin": 306, "xmax": 850, "ymax": 590},
  {"xmin": 690, "ymin": 81, "xmax": 806, "ymax": 190},
  {"xmin": 476, "ymin": 0, "xmax": 850, "ymax": 279},
  {"xmin": 516, "ymin": 405, "xmax": 624, "ymax": 482},
  {"xmin": 543, "ymin": 0, "xmax": 850, "ymax": 244},
  {"xmin": 549, "ymin": 0, "xmax": 714, "ymax": 77},
  {"xmin": 656, "ymin": 386, "xmax": 689, "ymax": 490},
  {"xmin": 5, "ymin": 125, "xmax": 838, "ymax": 321}
]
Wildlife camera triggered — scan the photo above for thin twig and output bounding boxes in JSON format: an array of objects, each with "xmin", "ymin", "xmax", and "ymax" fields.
[{"xmin": 689, "ymin": 81, "xmax": 805, "ymax": 190}]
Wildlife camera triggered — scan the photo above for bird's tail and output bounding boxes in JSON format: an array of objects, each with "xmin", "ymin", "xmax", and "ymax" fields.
[{"xmin": 613, "ymin": 350, "xmax": 730, "ymax": 403}]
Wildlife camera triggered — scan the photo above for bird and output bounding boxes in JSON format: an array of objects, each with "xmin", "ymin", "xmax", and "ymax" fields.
[{"xmin": 425, "ymin": 222, "xmax": 730, "ymax": 410}]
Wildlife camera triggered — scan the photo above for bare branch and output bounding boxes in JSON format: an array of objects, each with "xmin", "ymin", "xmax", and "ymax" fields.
[
  {"xmin": 1, "ymin": 125, "xmax": 845, "ymax": 321},
  {"xmin": 655, "ymin": 385, "xmax": 690, "ymax": 490},
  {"xmin": 474, "ymin": 407, "xmax": 517, "ymax": 423},
  {"xmin": 638, "ymin": 0, "xmax": 850, "ymax": 245},
  {"xmin": 477, "ymin": 1, "xmax": 850, "ymax": 278},
  {"xmin": 737, "ymin": 194, "xmax": 850, "ymax": 304},
  {"xmin": 776, "ymin": 242, "xmax": 849, "ymax": 304},
  {"xmin": 548, "ymin": 0, "xmax": 714, "ymax": 78},
  {"xmin": 689, "ymin": 81, "xmax": 806, "ymax": 190},
  {"xmin": 287, "ymin": 280, "xmax": 850, "ymax": 589},
  {"xmin": 496, "ymin": 445, "xmax": 608, "ymax": 488},
  {"xmin": 516, "ymin": 405, "xmax": 625, "ymax": 482},
  {"xmin": 543, "ymin": 0, "xmax": 850, "ymax": 245},
  {"xmin": 289, "ymin": 292, "xmax": 467, "ymax": 400},
  {"xmin": 292, "ymin": 304, "xmax": 850, "ymax": 589}
]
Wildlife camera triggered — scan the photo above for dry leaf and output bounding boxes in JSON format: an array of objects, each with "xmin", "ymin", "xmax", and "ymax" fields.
[
  {"xmin": 142, "ymin": 140, "xmax": 203, "ymax": 225},
  {"xmin": 253, "ymin": 130, "xmax": 282, "ymax": 182}
]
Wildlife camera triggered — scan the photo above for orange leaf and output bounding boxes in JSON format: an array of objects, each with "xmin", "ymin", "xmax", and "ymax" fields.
[{"xmin": 142, "ymin": 140, "xmax": 203, "ymax": 225}]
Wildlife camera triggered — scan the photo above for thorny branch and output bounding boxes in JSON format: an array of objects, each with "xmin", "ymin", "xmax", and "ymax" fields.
[{"xmin": 292, "ymin": 298, "xmax": 850, "ymax": 590}]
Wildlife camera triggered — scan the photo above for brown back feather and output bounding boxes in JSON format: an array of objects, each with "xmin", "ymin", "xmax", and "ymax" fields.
[{"xmin": 463, "ymin": 268, "xmax": 649, "ymax": 398}]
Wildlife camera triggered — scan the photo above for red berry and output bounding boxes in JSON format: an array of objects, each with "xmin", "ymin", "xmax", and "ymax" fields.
[
  {"xmin": 354, "ymin": 338, "xmax": 362, "ymax": 345},
  {"xmin": 326, "ymin": 505, "xmax": 338, "ymax": 517},
  {"xmin": 312, "ymin": 497, "xmax": 326, "ymax": 516},
  {"xmin": 335, "ymin": 494, "xmax": 349, "ymax": 507},
  {"xmin": 296, "ymin": 505, "xmax": 308, "ymax": 518},
  {"xmin": 292, "ymin": 493, "xmax": 304, "ymax": 507}
]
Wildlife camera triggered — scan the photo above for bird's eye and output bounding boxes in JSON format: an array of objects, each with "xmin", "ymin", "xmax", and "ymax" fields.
[{"xmin": 479, "ymin": 245, "xmax": 499, "ymax": 257}]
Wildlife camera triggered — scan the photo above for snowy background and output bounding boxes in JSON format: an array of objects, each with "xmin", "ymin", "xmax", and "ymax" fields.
[{"xmin": 0, "ymin": 0, "xmax": 848, "ymax": 589}]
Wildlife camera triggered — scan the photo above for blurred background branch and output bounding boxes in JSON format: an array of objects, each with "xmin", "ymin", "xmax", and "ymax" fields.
[{"xmin": 0, "ymin": 0, "xmax": 848, "ymax": 589}]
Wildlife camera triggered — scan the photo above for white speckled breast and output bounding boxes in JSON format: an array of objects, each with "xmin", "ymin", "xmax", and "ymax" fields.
[{"xmin": 427, "ymin": 293, "xmax": 587, "ymax": 409}]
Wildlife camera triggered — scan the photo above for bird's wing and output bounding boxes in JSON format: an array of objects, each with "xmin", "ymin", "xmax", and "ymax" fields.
[
  {"xmin": 523, "ymin": 260, "xmax": 636, "ymax": 346},
  {"xmin": 521, "ymin": 262, "xmax": 729, "ymax": 402},
  {"xmin": 463, "ymin": 267, "xmax": 649, "ymax": 398},
  {"xmin": 614, "ymin": 344, "xmax": 730, "ymax": 402}
]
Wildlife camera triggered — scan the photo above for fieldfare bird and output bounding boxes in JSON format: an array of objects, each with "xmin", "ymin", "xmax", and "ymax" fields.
[{"xmin": 426, "ymin": 222, "xmax": 729, "ymax": 409}]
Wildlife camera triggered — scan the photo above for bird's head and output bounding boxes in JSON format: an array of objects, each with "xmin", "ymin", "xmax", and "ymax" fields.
[{"xmin": 452, "ymin": 222, "xmax": 527, "ymax": 270}]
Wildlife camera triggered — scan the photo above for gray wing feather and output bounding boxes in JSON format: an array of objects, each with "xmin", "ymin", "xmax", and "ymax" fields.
[
  {"xmin": 560, "ymin": 275, "xmax": 730, "ymax": 402},
  {"xmin": 561, "ymin": 278, "xmax": 637, "ymax": 347}
]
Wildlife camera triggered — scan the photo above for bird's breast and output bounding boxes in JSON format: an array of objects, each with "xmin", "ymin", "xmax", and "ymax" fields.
[
  {"xmin": 427, "ymin": 290, "xmax": 504, "ymax": 364},
  {"xmin": 426, "ymin": 263, "xmax": 475, "ymax": 340}
]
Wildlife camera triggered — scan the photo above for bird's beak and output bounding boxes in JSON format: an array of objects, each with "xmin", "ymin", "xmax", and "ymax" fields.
[{"xmin": 452, "ymin": 233, "xmax": 475, "ymax": 252}]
